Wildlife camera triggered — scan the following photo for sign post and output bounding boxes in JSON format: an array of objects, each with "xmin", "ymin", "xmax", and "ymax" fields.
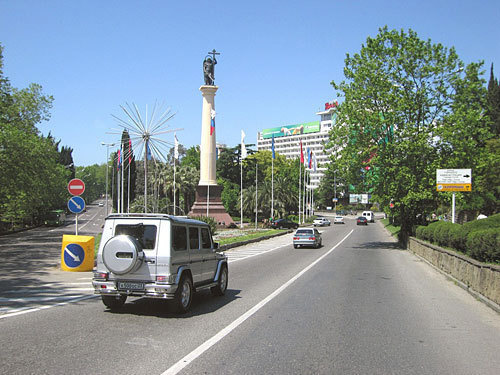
[
  {"xmin": 436, "ymin": 169, "xmax": 472, "ymax": 223},
  {"xmin": 67, "ymin": 179, "xmax": 86, "ymax": 235}
]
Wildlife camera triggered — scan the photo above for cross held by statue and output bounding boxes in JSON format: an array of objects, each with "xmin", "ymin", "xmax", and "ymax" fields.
[{"xmin": 208, "ymin": 49, "xmax": 220, "ymax": 60}]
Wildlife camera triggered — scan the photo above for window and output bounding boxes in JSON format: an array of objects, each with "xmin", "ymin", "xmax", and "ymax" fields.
[
  {"xmin": 172, "ymin": 225, "xmax": 187, "ymax": 251},
  {"xmin": 115, "ymin": 224, "xmax": 157, "ymax": 249},
  {"xmin": 201, "ymin": 227, "xmax": 212, "ymax": 249},
  {"xmin": 189, "ymin": 227, "xmax": 199, "ymax": 250}
]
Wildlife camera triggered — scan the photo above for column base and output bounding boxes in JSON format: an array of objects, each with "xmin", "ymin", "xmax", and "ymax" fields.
[{"xmin": 188, "ymin": 184, "xmax": 234, "ymax": 227}]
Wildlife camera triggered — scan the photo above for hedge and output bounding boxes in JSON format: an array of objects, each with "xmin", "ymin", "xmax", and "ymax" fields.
[{"xmin": 415, "ymin": 214, "xmax": 500, "ymax": 264}]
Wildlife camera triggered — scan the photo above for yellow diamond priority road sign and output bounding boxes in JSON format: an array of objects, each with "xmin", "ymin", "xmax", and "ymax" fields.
[{"xmin": 436, "ymin": 169, "xmax": 472, "ymax": 192}]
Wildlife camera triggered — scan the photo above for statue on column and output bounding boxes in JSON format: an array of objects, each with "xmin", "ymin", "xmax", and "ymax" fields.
[{"xmin": 203, "ymin": 49, "xmax": 220, "ymax": 86}]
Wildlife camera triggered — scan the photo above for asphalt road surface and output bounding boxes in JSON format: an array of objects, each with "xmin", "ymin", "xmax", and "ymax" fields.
[{"xmin": 1, "ymin": 215, "xmax": 499, "ymax": 375}]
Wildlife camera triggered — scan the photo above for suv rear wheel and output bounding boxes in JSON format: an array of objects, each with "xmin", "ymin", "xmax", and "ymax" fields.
[
  {"xmin": 102, "ymin": 295, "xmax": 127, "ymax": 310},
  {"xmin": 211, "ymin": 265, "xmax": 228, "ymax": 296},
  {"xmin": 175, "ymin": 275, "xmax": 193, "ymax": 313}
]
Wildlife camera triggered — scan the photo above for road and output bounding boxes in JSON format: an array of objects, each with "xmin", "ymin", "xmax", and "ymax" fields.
[{"xmin": 1, "ymin": 214, "xmax": 499, "ymax": 374}]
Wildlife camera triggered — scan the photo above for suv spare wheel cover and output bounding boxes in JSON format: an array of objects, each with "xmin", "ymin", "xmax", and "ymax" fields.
[{"xmin": 102, "ymin": 235, "xmax": 144, "ymax": 275}]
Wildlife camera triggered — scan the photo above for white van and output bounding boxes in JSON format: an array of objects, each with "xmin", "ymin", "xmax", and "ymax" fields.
[{"xmin": 362, "ymin": 211, "xmax": 375, "ymax": 223}]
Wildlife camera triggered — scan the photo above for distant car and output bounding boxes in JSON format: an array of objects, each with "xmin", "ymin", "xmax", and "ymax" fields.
[
  {"xmin": 98, "ymin": 202, "xmax": 104, "ymax": 207},
  {"xmin": 293, "ymin": 228, "xmax": 322, "ymax": 248},
  {"xmin": 357, "ymin": 216, "xmax": 368, "ymax": 225},
  {"xmin": 333, "ymin": 216, "xmax": 344, "ymax": 224},
  {"xmin": 313, "ymin": 217, "xmax": 331, "ymax": 227},
  {"xmin": 271, "ymin": 218, "xmax": 299, "ymax": 229}
]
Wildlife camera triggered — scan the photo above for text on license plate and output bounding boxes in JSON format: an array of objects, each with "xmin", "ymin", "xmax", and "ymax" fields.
[{"xmin": 117, "ymin": 281, "xmax": 145, "ymax": 291}]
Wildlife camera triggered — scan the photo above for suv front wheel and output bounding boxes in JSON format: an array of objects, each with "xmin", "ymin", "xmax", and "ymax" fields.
[{"xmin": 175, "ymin": 275, "xmax": 193, "ymax": 313}]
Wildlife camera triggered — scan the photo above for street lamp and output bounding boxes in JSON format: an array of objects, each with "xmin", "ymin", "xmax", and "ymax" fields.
[{"xmin": 101, "ymin": 142, "xmax": 116, "ymax": 215}]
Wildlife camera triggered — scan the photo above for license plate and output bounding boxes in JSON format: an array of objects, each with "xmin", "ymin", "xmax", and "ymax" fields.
[{"xmin": 117, "ymin": 281, "xmax": 145, "ymax": 291}]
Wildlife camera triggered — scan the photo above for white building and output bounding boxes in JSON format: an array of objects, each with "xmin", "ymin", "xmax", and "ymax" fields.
[{"xmin": 256, "ymin": 101, "xmax": 338, "ymax": 188}]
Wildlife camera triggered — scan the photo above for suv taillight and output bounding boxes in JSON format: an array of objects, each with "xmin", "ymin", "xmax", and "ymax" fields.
[
  {"xmin": 93, "ymin": 271, "xmax": 108, "ymax": 281},
  {"xmin": 309, "ymin": 237, "xmax": 316, "ymax": 240}
]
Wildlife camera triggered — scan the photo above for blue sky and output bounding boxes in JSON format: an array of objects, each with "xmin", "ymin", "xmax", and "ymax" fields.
[{"xmin": 1, "ymin": 0, "xmax": 499, "ymax": 166}]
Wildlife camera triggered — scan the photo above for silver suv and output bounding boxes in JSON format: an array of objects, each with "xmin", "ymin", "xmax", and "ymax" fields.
[{"xmin": 92, "ymin": 214, "xmax": 228, "ymax": 313}]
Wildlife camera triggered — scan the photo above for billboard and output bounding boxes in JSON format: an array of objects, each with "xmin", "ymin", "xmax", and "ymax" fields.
[
  {"xmin": 349, "ymin": 194, "xmax": 371, "ymax": 204},
  {"xmin": 262, "ymin": 121, "xmax": 320, "ymax": 139}
]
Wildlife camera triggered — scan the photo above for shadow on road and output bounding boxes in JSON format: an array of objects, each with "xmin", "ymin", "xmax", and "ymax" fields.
[
  {"xmin": 102, "ymin": 288, "xmax": 242, "ymax": 318},
  {"xmin": 351, "ymin": 241, "xmax": 404, "ymax": 251}
]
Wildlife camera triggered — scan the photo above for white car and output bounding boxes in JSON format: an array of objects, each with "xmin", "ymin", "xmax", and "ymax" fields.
[
  {"xmin": 333, "ymin": 216, "xmax": 345, "ymax": 224},
  {"xmin": 313, "ymin": 217, "xmax": 331, "ymax": 226}
]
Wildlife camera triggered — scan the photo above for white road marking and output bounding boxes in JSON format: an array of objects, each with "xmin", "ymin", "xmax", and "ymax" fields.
[
  {"xmin": 226, "ymin": 243, "xmax": 289, "ymax": 263},
  {"xmin": 0, "ymin": 295, "xmax": 98, "ymax": 319},
  {"xmin": 161, "ymin": 230, "xmax": 354, "ymax": 375}
]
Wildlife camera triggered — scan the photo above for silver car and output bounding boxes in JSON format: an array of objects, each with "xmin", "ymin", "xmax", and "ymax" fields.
[{"xmin": 293, "ymin": 228, "xmax": 322, "ymax": 248}]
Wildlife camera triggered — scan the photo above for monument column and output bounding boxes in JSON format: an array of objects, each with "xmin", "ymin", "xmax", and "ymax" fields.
[
  {"xmin": 199, "ymin": 85, "xmax": 218, "ymax": 186},
  {"xmin": 188, "ymin": 50, "xmax": 233, "ymax": 226}
]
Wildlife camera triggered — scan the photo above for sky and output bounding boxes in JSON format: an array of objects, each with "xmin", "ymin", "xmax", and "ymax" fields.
[{"xmin": 1, "ymin": 0, "xmax": 499, "ymax": 166}]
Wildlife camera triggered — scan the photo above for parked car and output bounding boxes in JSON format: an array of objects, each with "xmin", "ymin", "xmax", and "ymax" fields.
[
  {"xmin": 313, "ymin": 217, "xmax": 331, "ymax": 226},
  {"xmin": 271, "ymin": 218, "xmax": 299, "ymax": 229},
  {"xmin": 357, "ymin": 216, "xmax": 368, "ymax": 225},
  {"xmin": 333, "ymin": 216, "xmax": 345, "ymax": 224},
  {"xmin": 362, "ymin": 211, "xmax": 375, "ymax": 223},
  {"xmin": 92, "ymin": 213, "xmax": 228, "ymax": 314},
  {"xmin": 293, "ymin": 228, "xmax": 322, "ymax": 248}
]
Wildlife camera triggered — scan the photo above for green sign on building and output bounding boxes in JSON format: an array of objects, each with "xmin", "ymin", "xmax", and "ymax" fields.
[{"xmin": 262, "ymin": 121, "xmax": 320, "ymax": 139}]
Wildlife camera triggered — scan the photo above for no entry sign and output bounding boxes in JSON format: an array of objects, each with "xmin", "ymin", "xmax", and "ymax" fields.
[{"xmin": 68, "ymin": 178, "xmax": 85, "ymax": 196}]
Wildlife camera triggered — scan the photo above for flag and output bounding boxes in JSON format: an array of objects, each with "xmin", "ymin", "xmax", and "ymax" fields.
[
  {"xmin": 300, "ymin": 141, "xmax": 304, "ymax": 164},
  {"xmin": 241, "ymin": 130, "xmax": 247, "ymax": 159},
  {"xmin": 174, "ymin": 133, "xmax": 179, "ymax": 160},
  {"xmin": 313, "ymin": 153, "xmax": 317, "ymax": 172},
  {"xmin": 308, "ymin": 149, "xmax": 313, "ymax": 169},
  {"xmin": 306, "ymin": 147, "xmax": 311, "ymax": 168},
  {"xmin": 117, "ymin": 149, "xmax": 121, "ymax": 170},
  {"xmin": 216, "ymin": 146, "xmax": 219, "ymax": 161},
  {"xmin": 146, "ymin": 142, "xmax": 152, "ymax": 160},
  {"xmin": 210, "ymin": 109, "xmax": 216, "ymax": 136},
  {"xmin": 271, "ymin": 134, "xmax": 275, "ymax": 159}
]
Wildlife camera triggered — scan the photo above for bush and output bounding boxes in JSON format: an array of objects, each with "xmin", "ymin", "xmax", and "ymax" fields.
[
  {"xmin": 189, "ymin": 215, "xmax": 217, "ymax": 235},
  {"xmin": 434, "ymin": 222, "xmax": 460, "ymax": 248},
  {"xmin": 466, "ymin": 228, "xmax": 500, "ymax": 263},
  {"xmin": 456, "ymin": 213, "xmax": 500, "ymax": 252}
]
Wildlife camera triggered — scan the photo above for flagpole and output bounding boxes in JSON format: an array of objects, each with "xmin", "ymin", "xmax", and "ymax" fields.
[
  {"xmin": 271, "ymin": 155, "xmax": 274, "ymax": 220},
  {"xmin": 144, "ymin": 140, "xmax": 148, "ymax": 213},
  {"xmin": 127, "ymin": 160, "xmax": 130, "ymax": 213},
  {"xmin": 240, "ymin": 155, "xmax": 243, "ymax": 228},
  {"xmin": 121, "ymin": 142, "xmax": 124, "ymax": 214},
  {"xmin": 174, "ymin": 159, "xmax": 176, "ymax": 216},
  {"xmin": 298, "ymin": 154, "xmax": 301, "ymax": 224},
  {"xmin": 255, "ymin": 161, "xmax": 258, "ymax": 229}
]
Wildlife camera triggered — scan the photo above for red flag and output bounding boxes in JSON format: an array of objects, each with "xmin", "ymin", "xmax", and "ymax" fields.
[
  {"xmin": 300, "ymin": 141, "xmax": 304, "ymax": 164},
  {"xmin": 117, "ymin": 149, "xmax": 121, "ymax": 170}
]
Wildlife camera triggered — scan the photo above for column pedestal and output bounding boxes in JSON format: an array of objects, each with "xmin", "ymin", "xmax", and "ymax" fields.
[{"xmin": 188, "ymin": 185, "xmax": 234, "ymax": 226}]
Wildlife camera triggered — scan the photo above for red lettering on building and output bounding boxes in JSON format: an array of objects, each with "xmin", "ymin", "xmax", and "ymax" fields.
[{"xmin": 324, "ymin": 101, "xmax": 339, "ymax": 111}]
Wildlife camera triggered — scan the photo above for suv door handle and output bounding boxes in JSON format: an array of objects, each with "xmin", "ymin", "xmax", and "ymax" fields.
[{"xmin": 145, "ymin": 259, "xmax": 155, "ymax": 264}]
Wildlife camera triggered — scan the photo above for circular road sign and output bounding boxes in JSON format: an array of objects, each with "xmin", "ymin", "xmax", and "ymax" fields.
[
  {"xmin": 63, "ymin": 243, "xmax": 85, "ymax": 268},
  {"xmin": 68, "ymin": 196, "xmax": 86, "ymax": 214},
  {"xmin": 68, "ymin": 178, "xmax": 85, "ymax": 196}
]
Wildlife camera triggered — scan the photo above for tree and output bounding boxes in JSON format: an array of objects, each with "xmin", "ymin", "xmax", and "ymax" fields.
[
  {"xmin": 0, "ymin": 43, "xmax": 65, "ymax": 230},
  {"xmin": 329, "ymin": 27, "xmax": 487, "ymax": 243},
  {"xmin": 487, "ymin": 64, "xmax": 500, "ymax": 135}
]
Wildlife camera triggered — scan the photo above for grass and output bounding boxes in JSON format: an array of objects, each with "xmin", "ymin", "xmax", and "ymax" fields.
[
  {"xmin": 216, "ymin": 229, "xmax": 286, "ymax": 246},
  {"xmin": 381, "ymin": 218, "xmax": 400, "ymax": 237}
]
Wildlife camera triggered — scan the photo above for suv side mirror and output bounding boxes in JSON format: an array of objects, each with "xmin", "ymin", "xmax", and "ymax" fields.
[{"xmin": 213, "ymin": 242, "xmax": 219, "ymax": 250}]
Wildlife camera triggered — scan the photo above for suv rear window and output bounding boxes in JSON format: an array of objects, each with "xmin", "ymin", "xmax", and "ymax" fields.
[
  {"xmin": 172, "ymin": 225, "xmax": 187, "ymax": 251},
  {"xmin": 115, "ymin": 224, "xmax": 157, "ymax": 249}
]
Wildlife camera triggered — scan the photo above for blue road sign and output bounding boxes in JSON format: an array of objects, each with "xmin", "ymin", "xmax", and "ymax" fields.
[
  {"xmin": 63, "ymin": 243, "xmax": 85, "ymax": 268},
  {"xmin": 68, "ymin": 196, "xmax": 85, "ymax": 214}
]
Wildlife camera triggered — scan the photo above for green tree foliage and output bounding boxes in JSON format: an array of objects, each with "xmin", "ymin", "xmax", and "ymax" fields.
[
  {"xmin": 0, "ymin": 43, "xmax": 71, "ymax": 230},
  {"xmin": 75, "ymin": 164, "xmax": 106, "ymax": 204},
  {"xmin": 111, "ymin": 130, "xmax": 136, "ymax": 212},
  {"xmin": 487, "ymin": 64, "xmax": 500, "ymax": 135},
  {"xmin": 328, "ymin": 27, "xmax": 491, "ymax": 243}
]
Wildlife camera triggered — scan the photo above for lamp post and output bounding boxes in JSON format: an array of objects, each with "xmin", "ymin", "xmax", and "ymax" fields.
[{"xmin": 101, "ymin": 142, "xmax": 116, "ymax": 215}]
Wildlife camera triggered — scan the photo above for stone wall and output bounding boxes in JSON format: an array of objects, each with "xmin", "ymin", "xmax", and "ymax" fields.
[{"xmin": 408, "ymin": 237, "xmax": 500, "ymax": 308}]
